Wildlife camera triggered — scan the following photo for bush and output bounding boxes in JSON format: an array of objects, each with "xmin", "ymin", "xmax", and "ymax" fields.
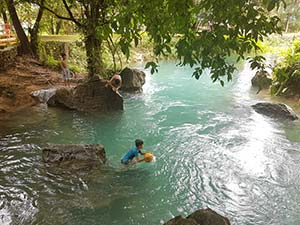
[{"xmin": 272, "ymin": 38, "xmax": 300, "ymax": 96}]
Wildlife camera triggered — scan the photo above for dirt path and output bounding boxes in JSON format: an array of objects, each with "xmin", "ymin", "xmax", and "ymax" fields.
[{"xmin": 0, "ymin": 56, "xmax": 81, "ymax": 113}]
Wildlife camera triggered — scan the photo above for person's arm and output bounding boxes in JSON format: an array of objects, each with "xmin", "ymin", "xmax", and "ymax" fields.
[
  {"xmin": 138, "ymin": 150, "xmax": 145, "ymax": 155},
  {"xmin": 135, "ymin": 156, "xmax": 145, "ymax": 162}
]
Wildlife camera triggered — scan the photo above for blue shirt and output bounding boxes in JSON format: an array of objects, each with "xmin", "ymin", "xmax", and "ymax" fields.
[{"xmin": 121, "ymin": 146, "xmax": 139, "ymax": 163}]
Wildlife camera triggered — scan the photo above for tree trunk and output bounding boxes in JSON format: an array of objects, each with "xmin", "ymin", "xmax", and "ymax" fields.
[
  {"xmin": 5, "ymin": 0, "xmax": 32, "ymax": 55},
  {"xmin": 50, "ymin": 17, "xmax": 55, "ymax": 34},
  {"xmin": 29, "ymin": 0, "xmax": 45, "ymax": 56},
  {"xmin": 1, "ymin": 9, "xmax": 8, "ymax": 23},
  {"xmin": 55, "ymin": 20, "xmax": 62, "ymax": 35},
  {"xmin": 84, "ymin": 1, "xmax": 106, "ymax": 77},
  {"xmin": 285, "ymin": 14, "xmax": 290, "ymax": 33},
  {"xmin": 84, "ymin": 30, "xmax": 105, "ymax": 77},
  {"xmin": 30, "ymin": 0, "xmax": 45, "ymax": 55}
]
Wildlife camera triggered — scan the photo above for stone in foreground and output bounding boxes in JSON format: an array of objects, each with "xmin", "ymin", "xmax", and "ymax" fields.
[
  {"xmin": 164, "ymin": 208, "xmax": 230, "ymax": 225},
  {"xmin": 42, "ymin": 144, "xmax": 106, "ymax": 164},
  {"xmin": 252, "ymin": 102, "xmax": 298, "ymax": 120}
]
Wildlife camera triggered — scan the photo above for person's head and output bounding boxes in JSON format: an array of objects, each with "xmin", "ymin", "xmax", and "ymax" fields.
[
  {"xmin": 135, "ymin": 139, "xmax": 144, "ymax": 149},
  {"xmin": 60, "ymin": 53, "xmax": 66, "ymax": 59}
]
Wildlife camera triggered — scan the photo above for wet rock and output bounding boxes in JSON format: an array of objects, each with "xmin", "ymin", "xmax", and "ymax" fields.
[
  {"xmin": 120, "ymin": 67, "xmax": 146, "ymax": 93},
  {"xmin": 42, "ymin": 144, "xmax": 106, "ymax": 164},
  {"xmin": 164, "ymin": 208, "xmax": 231, "ymax": 225},
  {"xmin": 187, "ymin": 208, "xmax": 231, "ymax": 225},
  {"xmin": 48, "ymin": 76, "xmax": 123, "ymax": 111},
  {"xmin": 252, "ymin": 102, "xmax": 298, "ymax": 120},
  {"xmin": 31, "ymin": 88, "xmax": 57, "ymax": 103},
  {"xmin": 164, "ymin": 216, "xmax": 198, "ymax": 225},
  {"xmin": 251, "ymin": 70, "xmax": 272, "ymax": 93}
]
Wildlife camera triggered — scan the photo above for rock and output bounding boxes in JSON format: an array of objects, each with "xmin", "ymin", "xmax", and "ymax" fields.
[
  {"xmin": 42, "ymin": 144, "xmax": 106, "ymax": 164},
  {"xmin": 187, "ymin": 208, "xmax": 231, "ymax": 225},
  {"xmin": 120, "ymin": 67, "xmax": 146, "ymax": 93},
  {"xmin": 251, "ymin": 70, "xmax": 272, "ymax": 93},
  {"xmin": 164, "ymin": 216, "xmax": 198, "ymax": 225},
  {"xmin": 31, "ymin": 88, "xmax": 57, "ymax": 103},
  {"xmin": 164, "ymin": 208, "xmax": 230, "ymax": 225},
  {"xmin": 252, "ymin": 102, "xmax": 298, "ymax": 120},
  {"xmin": 48, "ymin": 76, "xmax": 123, "ymax": 111}
]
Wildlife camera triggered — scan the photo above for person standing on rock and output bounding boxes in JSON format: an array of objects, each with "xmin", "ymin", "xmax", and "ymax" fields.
[
  {"xmin": 60, "ymin": 53, "xmax": 71, "ymax": 87},
  {"xmin": 105, "ymin": 73, "xmax": 122, "ymax": 94}
]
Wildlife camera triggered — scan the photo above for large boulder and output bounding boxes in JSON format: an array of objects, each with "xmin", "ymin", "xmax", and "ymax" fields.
[
  {"xmin": 251, "ymin": 70, "xmax": 272, "ymax": 93},
  {"xmin": 42, "ymin": 144, "xmax": 106, "ymax": 164},
  {"xmin": 120, "ymin": 67, "xmax": 146, "ymax": 93},
  {"xmin": 48, "ymin": 76, "xmax": 123, "ymax": 111},
  {"xmin": 252, "ymin": 102, "xmax": 298, "ymax": 120},
  {"xmin": 164, "ymin": 208, "xmax": 230, "ymax": 225}
]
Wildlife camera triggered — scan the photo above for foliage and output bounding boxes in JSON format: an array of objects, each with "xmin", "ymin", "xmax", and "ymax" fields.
[
  {"xmin": 248, "ymin": 55, "xmax": 267, "ymax": 72},
  {"xmin": 45, "ymin": 54, "xmax": 59, "ymax": 68},
  {"xmin": 272, "ymin": 38, "xmax": 300, "ymax": 96},
  {"xmin": 38, "ymin": 39, "xmax": 86, "ymax": 73},
  {"xmin": 38, "ymin": 0, "xmax": 284, "ymax": 82}
]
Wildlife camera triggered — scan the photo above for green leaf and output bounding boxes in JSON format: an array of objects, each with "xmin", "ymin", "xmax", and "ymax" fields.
[
  {"xmin": 267, "ymin": 1, "xmax": 276, "ymax": 11},
  {"xmin": 220, "ymin": 80, "xmax": 224, "ymax": 86}
]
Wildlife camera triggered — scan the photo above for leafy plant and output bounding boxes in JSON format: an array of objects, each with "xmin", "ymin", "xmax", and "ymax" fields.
[{"xmin": 272, "ymin": 38, "xmax": 300, "ymax": 96}]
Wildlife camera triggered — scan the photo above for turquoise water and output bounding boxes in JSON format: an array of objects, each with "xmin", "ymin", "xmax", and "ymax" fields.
[{"xmin": 1, "ymin": 62, "xmax": 300, "ymax": 225}]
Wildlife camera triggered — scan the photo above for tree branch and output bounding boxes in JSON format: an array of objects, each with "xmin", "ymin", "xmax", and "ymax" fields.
[
  {"xmin": 41, "ymin": 4, "xmax": 82, "ymax": 27},
  {"xmin": 62, "ymin": 0, "xmax": 81, "ymax": 25}
]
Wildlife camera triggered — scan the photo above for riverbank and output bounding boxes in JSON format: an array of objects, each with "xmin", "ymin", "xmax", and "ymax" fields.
[{"xmin": 0, "ymin": 56, "xmax": 81, "ymax": 113}]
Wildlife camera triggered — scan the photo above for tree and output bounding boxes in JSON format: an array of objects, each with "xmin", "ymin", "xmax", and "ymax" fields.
[
  {"xmin": 28, "ymin": 0, "xmax": 45, "ymax": 56},
  {"xmin": 4, "ymin": 0, "xmax": 48, "ymax": 56},
  {"xmin": 5, "ymin": 0, "xmax": 32, "ymax": 55},
  {"xmin": 42, "ymin": 0, "xmax": 283, "ymax": 82},
  {"xmin": 277, "ymin": 0, "xmax": 300, "ymax": 32},
  {"xmin": 1, "ymin": 8, "xmax": 8, "ymax": 23}
]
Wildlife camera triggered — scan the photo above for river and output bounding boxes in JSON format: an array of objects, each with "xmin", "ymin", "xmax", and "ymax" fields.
[{"xmin": 0, "ymin": 61, "xmax": 300, "ymax": 225}]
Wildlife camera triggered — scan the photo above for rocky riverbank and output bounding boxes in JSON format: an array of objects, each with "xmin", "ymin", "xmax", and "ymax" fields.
[{"xmin": 0, "ymin": 56, "xmax": 79, "ymax": 113}]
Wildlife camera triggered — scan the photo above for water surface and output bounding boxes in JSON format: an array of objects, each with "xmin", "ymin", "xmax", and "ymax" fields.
[{"xmin": 1, "ymin": 62, "xmax": 300, "ymax": 225}]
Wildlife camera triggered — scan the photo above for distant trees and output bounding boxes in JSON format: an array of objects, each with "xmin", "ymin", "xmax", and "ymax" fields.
[{"xmin": 278, "ymin": 0, "xmax": 300, "ymax": 32}]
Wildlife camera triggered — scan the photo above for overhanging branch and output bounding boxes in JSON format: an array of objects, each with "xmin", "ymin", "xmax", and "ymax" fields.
[
  {"xmin": 43, "ymin": 4, "xmax": 82, "ymax": 27},
  {"xmin": 62, "ymin": 0, "xmax": 81, "ymax": 26}
]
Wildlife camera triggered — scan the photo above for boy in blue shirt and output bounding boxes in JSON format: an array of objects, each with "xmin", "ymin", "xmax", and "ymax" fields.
[{"xmin": 121, "ymin": 139, "xmax": 145, "ymax": 165}]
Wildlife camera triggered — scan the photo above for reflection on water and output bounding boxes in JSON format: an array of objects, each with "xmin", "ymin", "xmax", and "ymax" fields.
[{"xmin": 0, "ymin": 62, "xmax": 300, "ymax": 225}]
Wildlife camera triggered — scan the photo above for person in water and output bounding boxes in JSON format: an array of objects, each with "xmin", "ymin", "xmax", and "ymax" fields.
[
  {"xmin": 121, "ymin": 139, "xmax": 145, "ymax": 165},
  {"xmin": 105, "ymin": 73, "xmax": 122, "ymax": 93}
]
